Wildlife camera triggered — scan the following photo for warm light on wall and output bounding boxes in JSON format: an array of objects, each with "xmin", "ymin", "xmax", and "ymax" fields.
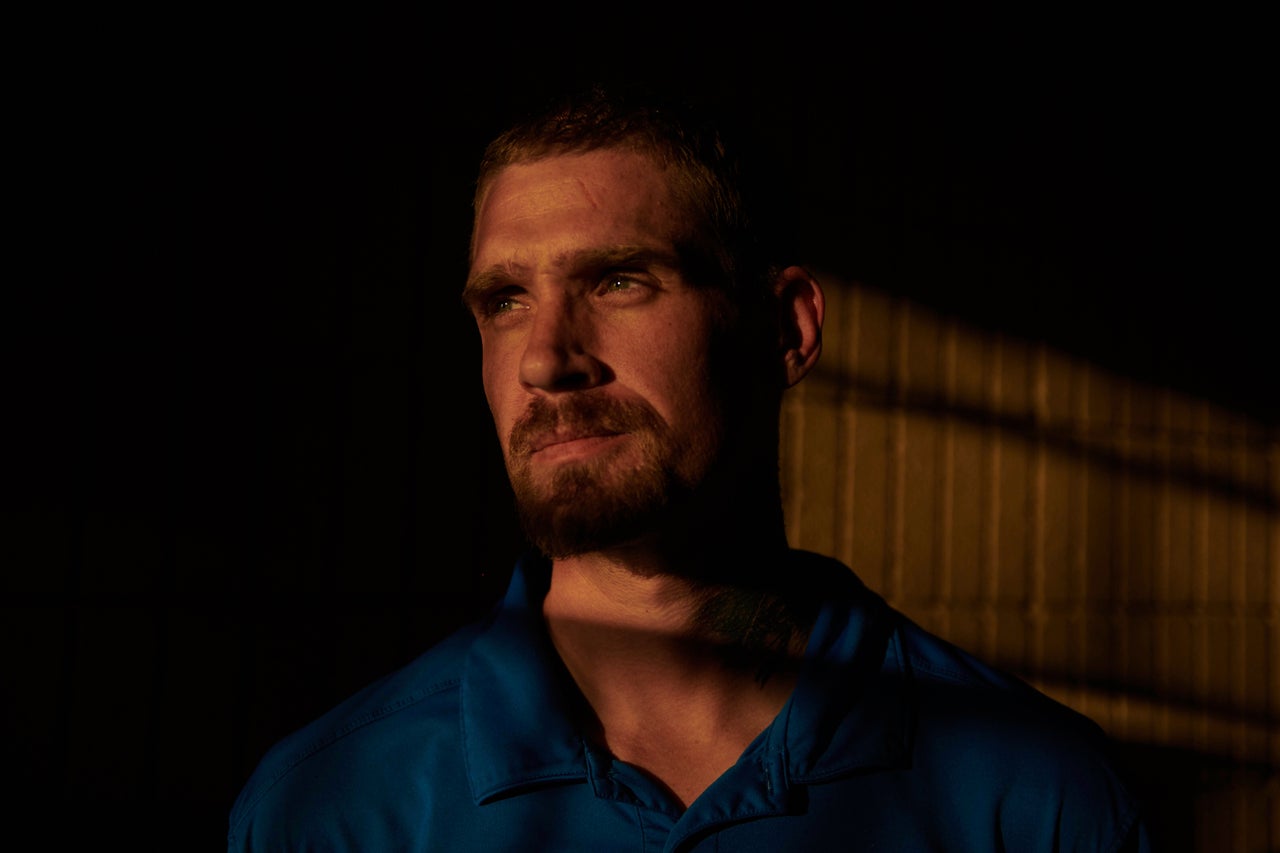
[{"xmin": 780, "ymin": 272, "xmax": 1279, "ymax": 851}]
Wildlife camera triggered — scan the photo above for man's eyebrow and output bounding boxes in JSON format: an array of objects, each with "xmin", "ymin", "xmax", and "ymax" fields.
[
  {"xmin": 462, "ymin": 246, "xmax": 682, "ymax": 305},
  {"xmin": 570, "ymin": 245, "xmax": 682, "ymax": 272},
  {"xmin": 461, "ymin": 266, "xmax": 519, "ymax": 308}
]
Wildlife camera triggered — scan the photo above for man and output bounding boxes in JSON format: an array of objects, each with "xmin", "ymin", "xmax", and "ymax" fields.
[{"xmin": 228, "ymin": 83, "xmax": 1150, "ymax": 850}]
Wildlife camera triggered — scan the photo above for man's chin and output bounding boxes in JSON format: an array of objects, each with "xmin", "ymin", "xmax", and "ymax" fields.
[
  {"xmin": 516, "ymin": 505, "xmax": 619, "ymax": 558},
  {"xmin": 511, "ymin": 468, "xmax": 672, "ymax": 558}
]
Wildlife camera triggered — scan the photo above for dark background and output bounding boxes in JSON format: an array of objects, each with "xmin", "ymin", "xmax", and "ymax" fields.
[{"xmin": 5, "ymin": 5, "xmax": 1272, "ymax": 848}]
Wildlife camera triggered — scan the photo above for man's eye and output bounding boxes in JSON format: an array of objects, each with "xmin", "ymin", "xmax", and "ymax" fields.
[
  {"xmin": 485, "ymin": 293, "xmax": 525, "ymax": 317},
  {"xmin": 601, "ymin": 275, "xmax": 638, "ymax": 293}
]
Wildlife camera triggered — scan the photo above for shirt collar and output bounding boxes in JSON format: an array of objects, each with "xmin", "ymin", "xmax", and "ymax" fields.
[
  {"xmin": 461, "ymin": 551, "xmax": 589, "ymax": 804},
  {"xmin": 461, "ymin": 550, "xmax": 912, "ymax": 805},
  {"xmin": 770, "ymin": 550, "xmax": 912, "ymax": 782}
]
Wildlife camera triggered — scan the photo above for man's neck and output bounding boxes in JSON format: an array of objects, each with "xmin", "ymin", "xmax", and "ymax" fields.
[
  {"xmin": 540, "ymin": 544, "xmax": 814, "ymax": 809},
  {"xmin": 542, "ymin": 535, "xmax": 811, "ymax": 652}
]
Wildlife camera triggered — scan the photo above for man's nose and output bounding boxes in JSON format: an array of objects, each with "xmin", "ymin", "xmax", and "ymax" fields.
[{"xmin": 518, "ymin": 298, "xmax": 605, "ymax": 391}]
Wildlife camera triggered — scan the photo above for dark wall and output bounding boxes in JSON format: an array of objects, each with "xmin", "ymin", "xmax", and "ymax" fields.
[{"xmin": 5, "ymin": 6, "xmax": 1270, "ymax": 848}]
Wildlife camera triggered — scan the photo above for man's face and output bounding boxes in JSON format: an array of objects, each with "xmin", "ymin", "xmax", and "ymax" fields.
[{"xmin": 464, "ymin": 149, "xmax": 737, "ymax": 557}]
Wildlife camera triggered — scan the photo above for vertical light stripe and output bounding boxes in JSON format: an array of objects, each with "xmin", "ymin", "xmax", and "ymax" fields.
[
  {"xmin": 983, "ymin": 334, "xmax": 1003, "ymax": 658},
  {"xmin": 1231, "ymin": 423, "xmax": 1249, "ymax": 768},
  {"xmin": 887, "ymin": 298, "xmax": 908, "ymax": 603},
  {"xmin": 838, "ymin": 284, "xmax": 861, "ymax": 569},
  {"xmin": 1155, "ymin": 387, "xmax": 1172, "ymax": 745},
  {"xmin": 1233, "ymin": 422, "xmax": 1259, "ymax": 850},
  {"xmin": 1194, "ymin": 400, "xmax": 1212, "ymax": 753},
  {"xmin": 1075, "ymin": 361, "xmax": 1096, "ymax": 725},
  {"xmin": 1268, "ymin": 438, "xmax": 1280, "ymax": 776},
  {"xmin": 1118, "ymin": 378, "xmax": 1142, "ymax": 743},
  {"xmin": 938, "ymin": 319, "xmax": 957, "ymax": 637},
  {"xmin": 1029, "ymin": 342, "xmax": 1048, "ymax": 684}
]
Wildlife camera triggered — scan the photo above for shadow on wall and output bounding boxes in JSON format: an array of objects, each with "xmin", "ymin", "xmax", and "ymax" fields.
[{"xmin": 779, "ymin": 273, "xmax": 1279, "ymax": 853}]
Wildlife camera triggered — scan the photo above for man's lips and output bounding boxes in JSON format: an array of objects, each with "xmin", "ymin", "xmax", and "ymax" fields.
[
  {"xmin": 528, "ymin": 430, "xmax": 623, "ymax": 455},
  {"xmin": 508, "ymin": 394, "xmax": 661, "ymax": 459}
]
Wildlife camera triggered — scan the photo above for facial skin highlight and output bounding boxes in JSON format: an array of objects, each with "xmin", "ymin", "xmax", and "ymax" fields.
[{"xmin": 465, "ymin": 149, "xmax": 740, "ymax": 558}]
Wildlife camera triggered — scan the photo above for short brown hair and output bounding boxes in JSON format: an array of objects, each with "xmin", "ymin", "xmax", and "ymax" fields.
[{"xmin": 470, "ymin": 82, "xmax": 790, "ymax": 312}]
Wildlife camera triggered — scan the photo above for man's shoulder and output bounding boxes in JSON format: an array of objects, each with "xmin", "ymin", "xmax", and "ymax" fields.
[
  {"xmin": 803, "ymin": 550, "xmax": 1125, "ymax": 770},
  {"xmin": 227, "ymin": 619, "xmax": 488, "ymax": 845},
  {"xmin": 806, "ymin": 561, "xmax": 1148, "ymax": 847},
  {"xmin": 792, "ymin": 549, "xmax": 1099, "ymax": 729},
  {"xmin": 882, "ymin": 600, "xmax": 1139, "ymax": 818},
  {"xmin": 891, "ymin": 610, "xmax": 1097, "ymax": 733}
]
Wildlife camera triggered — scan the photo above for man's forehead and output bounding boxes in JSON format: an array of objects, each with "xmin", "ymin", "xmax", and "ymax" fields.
[
  {"xmin": 477, "ymin": 149, "xmax": 674, "ymax": 218},
  {"xmin": 469, "ymin": 151, "xmax": 694, "ymax": 275}
]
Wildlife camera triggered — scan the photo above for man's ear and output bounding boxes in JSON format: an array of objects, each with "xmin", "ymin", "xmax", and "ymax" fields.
[{"xmin": 775, "ymin": 265, "xmax": 825, "ymax": 388}]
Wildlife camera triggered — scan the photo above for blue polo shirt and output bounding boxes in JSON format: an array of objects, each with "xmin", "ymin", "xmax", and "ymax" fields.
[{"xmin": 228, "ymin": 550, "xmax": 1149, "ymax": 851}]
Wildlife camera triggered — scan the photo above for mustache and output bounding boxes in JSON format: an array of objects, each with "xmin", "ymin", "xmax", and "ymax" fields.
[{"xmin": 508, "ymin": 394, "xmax": 662, "ymax": 456}]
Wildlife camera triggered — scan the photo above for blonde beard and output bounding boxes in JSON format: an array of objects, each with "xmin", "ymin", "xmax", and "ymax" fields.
[{"xmin": 508, "ymin": 444, "xmax": 684, "ymax": 558}]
